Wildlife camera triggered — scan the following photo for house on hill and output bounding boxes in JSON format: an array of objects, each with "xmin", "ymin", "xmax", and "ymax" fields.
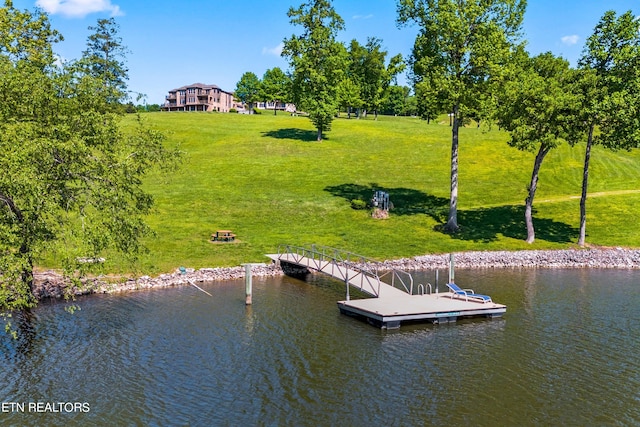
[{"xmin": 162, "ymin": 83, "xmax": 241, "ymax": 112}]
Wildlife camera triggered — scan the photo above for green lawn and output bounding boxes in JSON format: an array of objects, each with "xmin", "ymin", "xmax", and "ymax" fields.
[{"xmin": 67, "ymin": 112, "xmax": 640, "ymax": 274}]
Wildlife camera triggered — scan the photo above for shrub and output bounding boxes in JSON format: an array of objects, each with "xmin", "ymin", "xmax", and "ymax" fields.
[
  {"xmin": 229, "ymin": 108, "xmax": 237, "ymax": 113},
  {"xmin": 350, "ymin": 199, "xmax": 368, "ymax": 210}
]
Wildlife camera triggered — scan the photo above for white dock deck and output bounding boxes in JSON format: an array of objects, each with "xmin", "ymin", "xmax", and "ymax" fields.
[
  {"xmin": 337, "ymin": 293, "xmax": 506, "ymax": 328},
  {"xmin": 267, "ymin": 249, "xmax": 507, "ymax": 329}
]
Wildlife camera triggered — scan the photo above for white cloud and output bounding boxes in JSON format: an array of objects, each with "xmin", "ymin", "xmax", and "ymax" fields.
[
  {"xmin": 36, "ymin": 0, "xmax": 124, "ymax": 18},
  {"xmin": 262, "ymin": 42, "xmax": 284, "ymax": 56},
  {"xmin": 353, "ymin": 14, "xmax": 374, "ymax": 20},
  {"xmin": 561, "ymin": 35, "xmax": 580, "ymax": 46}
]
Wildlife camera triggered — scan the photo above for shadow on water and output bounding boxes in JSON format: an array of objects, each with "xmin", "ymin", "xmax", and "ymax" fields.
[
  {"xmin": 262, "ymin": 128, "xmax": 321, "ymax": 142},
  {"xmin": 324, "ymin": 182, "xmax": 578, "ymax": 244}
]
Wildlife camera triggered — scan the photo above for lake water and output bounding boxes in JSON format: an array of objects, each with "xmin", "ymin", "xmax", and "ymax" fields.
[{"xmin": 1, "ymin": 268, "xmax": 639, "ymax": 426}]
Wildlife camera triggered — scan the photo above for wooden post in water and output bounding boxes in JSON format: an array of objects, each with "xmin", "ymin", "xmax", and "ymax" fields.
[
  {"xmin": 243, "ymin": 263, "xmax": 253, "ymax": 305},
  {"xmin": 448, "ymin": 254, "xmax": 455, "ymax": 284}
]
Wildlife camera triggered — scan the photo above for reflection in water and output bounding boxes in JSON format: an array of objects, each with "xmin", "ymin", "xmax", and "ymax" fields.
[{"xmin": 1, "ymin": 270, "xmax": 639, "ymax": 426}]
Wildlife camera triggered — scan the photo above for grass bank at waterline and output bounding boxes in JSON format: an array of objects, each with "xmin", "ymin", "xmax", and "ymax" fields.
[{"xmin": 47, "ymin": 112, "xmax": 640, "ymax": 274}]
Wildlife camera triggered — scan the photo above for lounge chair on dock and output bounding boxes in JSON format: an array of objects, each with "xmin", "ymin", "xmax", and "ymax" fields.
[{"xmin": 446, "ymin": 283, "xmax": 492, "ymax": 303}]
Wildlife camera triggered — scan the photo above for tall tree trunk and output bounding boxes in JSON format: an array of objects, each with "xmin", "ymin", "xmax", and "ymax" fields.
[
  {"xmin": 445, "ymin": 104, "xmax": 460, "ymax": 232},
  {"xmin": 578, "ymin": 124, "xmax": 595, "ymax": 247},
  {"xmin": 317, "ymin": 127, "xmax": 322, "ymax": 142},
  {"xmin": 274, "ymin": 102, "xmax": 277, "ymax": 115},
  {"xmin": 525, "ymin": 143, "xmax": 552, "ymax": 243}
]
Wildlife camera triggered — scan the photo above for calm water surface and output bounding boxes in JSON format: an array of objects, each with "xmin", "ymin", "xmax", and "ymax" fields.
[{"xmin": 1, "ymin": 269, "xmax": 639, "ymax": 426}]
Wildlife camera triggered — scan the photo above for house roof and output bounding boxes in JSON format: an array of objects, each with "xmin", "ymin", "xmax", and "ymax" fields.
[{"xmin": 168, "ymin": 83, "xmax": 232, "ymax": 94}]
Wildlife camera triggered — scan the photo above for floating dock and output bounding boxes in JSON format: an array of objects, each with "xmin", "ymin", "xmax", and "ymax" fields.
[
  {"xmin": 337, "ymin": 293, "xmax": 505, "ymax": 329},
  {"xmin": 267, "ymin": 245, "xmax": 506, "ymax": 329}
]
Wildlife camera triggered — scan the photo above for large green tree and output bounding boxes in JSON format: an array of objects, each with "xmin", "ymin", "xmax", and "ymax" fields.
[
  {"xmin": 336, "ymin": 77, "xmax": 362, "ymax": 118},
  {"xmin": 234, "ymin": 71, "xmax": 262, "ymax": 113},
  {"xmin": 260, "ymin": 67, "xmax": 290, "ymax": 115},
  {"xmin": 348, "ymin": 38, "xmax": 405, "ymax": 119},
  {"xmin": 0, "ymin": 2, "xmax": 176, "ymax": 318},
  {"xmin": 397, "ymin": 0, "xmax": 526, "ymax": 231},
  {"xmin": 381, "ymin": 85, "xmax": 411, "ymax": 116},
  {"xmin": 495, "ymin": 51, "xmax": 580, "ymax": 243},
  {"xmin": 282, "ymin": 0, "xmax": 346, "ymax": 141},
  {"xmin": 77, "ymin": 17, "xmax": 130, "ymax": 106},
  {"xmin": 575, "ymin": 10, "xmax": 640, "ymax": 247}
]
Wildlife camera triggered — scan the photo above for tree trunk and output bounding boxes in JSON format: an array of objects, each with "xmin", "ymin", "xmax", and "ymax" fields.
[
  {"xmin": 578, "ymin": 124, "xmax": 595, "ymax": 247},
  {"xmin": 444, "ymin": 104, "xmax": 460, "ymax": 232},
  {"xmin": 20, "ymin": 239, "xmax": 37, "ymax": 306},
  {"xmin": 317, "ymin": 127, "xmax": 322, "ymax": 142},
  {"xmin": 0, "ymin": 191, "xmax": 37, "ymax": 305},
  {"xmin": 525, "ymin": 143, "xmax": 552, "ymax": 243},
  {"xmin": 274, "ymin": 102, "xmax": 277, "ymax": 115}
]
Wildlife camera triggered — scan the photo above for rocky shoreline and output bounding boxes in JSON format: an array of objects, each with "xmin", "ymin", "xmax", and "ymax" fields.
[{"xmin": 33, "ymin": 248, "xmax": 640, "ymax": 300}]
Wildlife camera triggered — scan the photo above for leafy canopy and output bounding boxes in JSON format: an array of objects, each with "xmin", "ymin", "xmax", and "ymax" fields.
[
  {"xmin": 0, "ymin": 3, "xmax": 177, "ymax": 315},
  {"xmin": 397, "ymin": 0, "xmax": 526, "ymax": 231},
  {"xmin": 234, "ymin": 71, "xmax": 262, "ymax": 108},
  {"xmin": 282, "ymin": 0, "xmax": 347, "ymax": 141}
]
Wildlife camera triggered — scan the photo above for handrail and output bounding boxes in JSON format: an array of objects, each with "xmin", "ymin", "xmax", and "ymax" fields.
[{"xmin": 276, "ymin": 244, "xmax": 413, "ymax": 297}]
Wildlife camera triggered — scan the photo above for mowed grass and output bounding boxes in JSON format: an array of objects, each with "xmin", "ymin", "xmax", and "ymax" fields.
[{"xmin": 85, "ymin": 112, "xmax": 640, "ymax": 274}]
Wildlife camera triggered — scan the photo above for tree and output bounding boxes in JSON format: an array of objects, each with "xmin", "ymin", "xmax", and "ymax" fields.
[
  {"xmin": 397, "ymin": 0, "xmax": 526, "ymax": 232},
  {"xmin": 348, "ymin": 38, "xmax": 405, "ymax": 119},
  {"xmin": 261, "ymin": 67, "xmax": 290, "ymax": 115},
  {"xmin": 336, "ymin": 77, "xmax": 362, "ymax": 118},
  {"xmin": 381, "ymin": 85, "xmax": 408, "ymax": 116},
  {"xmin": 282, "ymin": 0, "xmax": 346, "ymax": 141},
  {"xmin": 77, "ymin": 17, "xmax": 130, "ymax": 106},
  {"xmin": 0, "ymin": 0, "xmax": 61, "ymax": 68},
  {"xmin": 575, "ymin": 10, "xmax": 640, "ymax": 246},
  {"xmin": 381, "ymin": 85, "xmax": 417, "ymax": 117},
  {"xmin": 234, "ymin": 71, "xmax": 261, "ymax": 113},
  {"xmin": 413, "ymin": 80, "xmax": 439, "ymax": 123},
  {"xmin": 0, "ymin": 3, "xmax": 176, "ymax": 319},
  {"xmin": 495, "ymin": 51, "xmax": 580, "ymax": 243}
]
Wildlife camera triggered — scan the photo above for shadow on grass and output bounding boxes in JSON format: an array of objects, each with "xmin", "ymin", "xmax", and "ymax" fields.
[
  {"xmin": 453, "ymin": 205, "xmax": 578, "ymax": 243},
  {"xmin": 324, "ymin": 183, "xmax": 449, "ymax": 217},
  {"xmin": 262, "ymin": 128, "xmax": 322, "ymax": 142},
  {"xmin": 325, "ymin": 182, "xmax": 578, "ymax": 244}
]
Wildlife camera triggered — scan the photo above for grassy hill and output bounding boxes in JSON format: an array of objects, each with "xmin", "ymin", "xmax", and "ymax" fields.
[{"xmin": 69, "ymin": 112, "xmax": 640, "ymax": 274}]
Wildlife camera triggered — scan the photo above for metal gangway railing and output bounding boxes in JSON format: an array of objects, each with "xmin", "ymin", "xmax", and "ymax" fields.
[{"xmin": 276, "ymin": 244, "xmax": 414, "ymax": 298}]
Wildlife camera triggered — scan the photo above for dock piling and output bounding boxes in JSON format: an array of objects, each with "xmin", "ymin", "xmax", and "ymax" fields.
[
  {"xmin": 448, "ymin": 254, "xmax": 455, "ymax": 284},
  {"xmin": 242, "ymin": 264, "xmax": 253, "ymax": 305}
]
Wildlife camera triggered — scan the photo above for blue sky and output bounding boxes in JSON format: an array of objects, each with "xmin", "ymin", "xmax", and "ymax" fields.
[{"xmin": 12, "ymin": 0, "xmax": 639, "ymax": 105}]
